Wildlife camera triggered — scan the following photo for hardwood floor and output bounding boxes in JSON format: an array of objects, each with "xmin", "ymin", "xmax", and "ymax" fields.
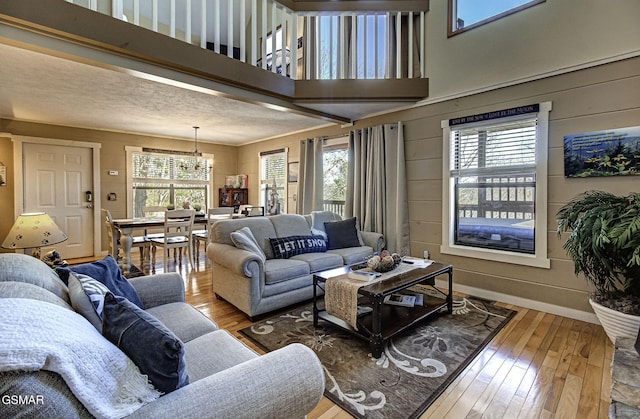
[{"xmin": 106, "ymin": 252, "xmax": 614, "ymax": 419}]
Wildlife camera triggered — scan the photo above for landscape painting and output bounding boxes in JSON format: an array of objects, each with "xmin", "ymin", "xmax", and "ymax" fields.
[{"xmin": 563, "ymin": 126, "xmax": 640, "ymax": 177}]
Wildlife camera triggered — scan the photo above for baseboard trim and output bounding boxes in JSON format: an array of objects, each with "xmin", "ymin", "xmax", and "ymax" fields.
[{"xmin": 435, "ymin": 279, "xmax": 599, "ymax": 325}]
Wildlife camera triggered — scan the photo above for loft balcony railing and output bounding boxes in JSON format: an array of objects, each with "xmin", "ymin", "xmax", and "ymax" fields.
[{"xmin": 64, "ymin": 0, "xmax": 426, "ymax": 81}]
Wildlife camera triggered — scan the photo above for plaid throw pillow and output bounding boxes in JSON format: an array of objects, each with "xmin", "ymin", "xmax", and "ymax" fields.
[{"xmin": 269, "ymin": 235, "xmax": 327, "ymax": 259}]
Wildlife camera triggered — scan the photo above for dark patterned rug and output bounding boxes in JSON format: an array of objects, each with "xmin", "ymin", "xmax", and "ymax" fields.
[{"xmin": 239, "ymin": 296, "xmax": 515, "ymax": 419}]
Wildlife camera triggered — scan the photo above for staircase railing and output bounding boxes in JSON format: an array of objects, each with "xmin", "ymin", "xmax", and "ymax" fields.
[{"xmin": 64, "ymin": 0, "xmax": 426, "ymax": 81}]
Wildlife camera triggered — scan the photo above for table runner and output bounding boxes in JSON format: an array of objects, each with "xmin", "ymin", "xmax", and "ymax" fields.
[{"xmin": 325, "ymin": 263, "xmax": 419, "ymax": 330}]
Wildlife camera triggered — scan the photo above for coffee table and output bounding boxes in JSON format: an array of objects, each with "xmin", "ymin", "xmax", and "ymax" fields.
[{"xmin": 313, "ymin": 262, "xmax": 453, "ymax": 358}]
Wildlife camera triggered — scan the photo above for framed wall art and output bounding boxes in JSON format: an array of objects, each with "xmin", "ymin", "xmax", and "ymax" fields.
[{"xmin": 563, "ymin": 126, "xmax": 640, "ymax": 177}]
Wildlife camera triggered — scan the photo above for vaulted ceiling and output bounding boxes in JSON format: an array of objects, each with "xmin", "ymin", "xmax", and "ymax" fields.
[{"xmin": 0, "ymin": 0, "xmax": 428, "ymax": 145}]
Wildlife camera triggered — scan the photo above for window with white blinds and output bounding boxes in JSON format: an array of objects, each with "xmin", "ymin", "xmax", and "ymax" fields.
[
  {"xmin": 130, "ymin": 149, "xmax": 212, "ymax": 217},
  {"xmin": 451, "ymin": 118, "xmax": 537, "ymax": 254},
  {"xmin": 259, "ymin": 148, "xmax": 287, "ymax": 213},
  {"xmin": 441, "ymin": 102, "xmax": 552, "ymax": 268}
]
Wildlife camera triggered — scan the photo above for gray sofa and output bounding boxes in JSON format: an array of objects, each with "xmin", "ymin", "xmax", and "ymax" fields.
[
  {"xmin": 207, "ymin": 211, "xmax": 384, "ymax": 319},
  {"xmin": 0, "ymin": 253, "xmax": 324, "ymax": 418}
]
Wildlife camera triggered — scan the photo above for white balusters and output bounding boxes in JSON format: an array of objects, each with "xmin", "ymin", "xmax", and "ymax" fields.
[{"xmin": 69, "ymin": 0, "xmax": 427, "ymax": 82}]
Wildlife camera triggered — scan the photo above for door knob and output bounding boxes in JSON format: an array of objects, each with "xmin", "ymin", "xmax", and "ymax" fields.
[{"xmin": 86, "ymin": 204, "xmax": 94, "ymax": 209}]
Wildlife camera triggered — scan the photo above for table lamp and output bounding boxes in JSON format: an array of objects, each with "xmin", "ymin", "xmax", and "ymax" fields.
[{"xmin": 2, "ymin": 212, "xmax": 68, "ymax": 259}]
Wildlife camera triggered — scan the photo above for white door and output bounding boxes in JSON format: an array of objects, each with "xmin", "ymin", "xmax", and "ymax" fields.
[{"xmin": 23, "ymin": 143, "xmax": 94, "ymax": 259}]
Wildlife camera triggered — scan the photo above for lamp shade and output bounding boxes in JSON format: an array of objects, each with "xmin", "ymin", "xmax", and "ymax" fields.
[{"xmin": 2, "ymin": 212, "xmax": 68, "ymax": 250}]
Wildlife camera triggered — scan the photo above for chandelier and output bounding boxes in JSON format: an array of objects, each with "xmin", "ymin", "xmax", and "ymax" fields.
[{"xmin": 179, "ymin": 126, "xmax": 210, "ymax": 173}]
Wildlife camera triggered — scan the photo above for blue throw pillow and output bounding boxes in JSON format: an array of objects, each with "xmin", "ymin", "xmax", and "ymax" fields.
[
  {"xmin": 324, "ymin": 217, "xmax": 361, "ymax": 250},
  {"xmin": 270, "ymin": 235, "xmax": 327, "ymax": 259},
  {"xmin": 101, "ymin": 293, "xmax": 189, "ymax": 394},
  {"xmin": 56, "ymin": 255, "xmax": 143, "ymax": 309}
]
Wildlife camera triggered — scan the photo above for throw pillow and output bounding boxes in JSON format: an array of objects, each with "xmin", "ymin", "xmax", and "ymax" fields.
[
  {"xmin": 310, "ymin": 211, "xmax": 339, "ymax": 233},
  {"xmin": 56, "ymin": 255, "xmax": 143, "ymax": 309},
  {"xmin": 324, "ymin": 217, "xmax": 361, "ymax": 250},
  {"xmin": 230, "ymin": 226, "xmax": 267, "ymax": 262},
  {"xmin": 102, "ymin": 293, "xmax": 189, "ymax": 394},
  {"xmin": 310, "ymin": 228, "xmax": 327, "ymax": 240},
  {"xmin": 269, "ymin": 235, "xmax": 327, "ymax": 259},
  {"xmin": 68, "ymin": 273, "xmax": 110, "ymax": 332}
]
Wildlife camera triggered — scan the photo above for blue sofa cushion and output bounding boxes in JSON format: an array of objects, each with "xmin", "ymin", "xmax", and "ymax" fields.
[
  {"xmin": 264, "ymin": 259, "xmax": 310, "ymax": 285},
  {"xmin": 56, "ymin": 255, "xmax": 143, "ymax": 309},
  {"xmin": 102, "ymin": 293, "xmax": 189, "ymax": 394},
  {"xmin": 269, "ymin": 235, "xmax": 327, "ymax": 259}
]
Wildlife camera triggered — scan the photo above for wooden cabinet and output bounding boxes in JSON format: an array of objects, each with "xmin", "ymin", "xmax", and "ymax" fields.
[{"xmin": 219, "ymin": 188, "xmax": 248, "ymax": 211}]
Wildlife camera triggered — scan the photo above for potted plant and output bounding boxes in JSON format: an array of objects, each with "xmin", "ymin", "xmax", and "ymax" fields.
[{"xmin": 557, "ymin": 190, "xmax": 640, "ymax": 343}]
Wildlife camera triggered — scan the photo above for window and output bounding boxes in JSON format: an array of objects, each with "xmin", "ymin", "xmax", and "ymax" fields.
[
  {"xmin": 323, "ymin": 138, "xmax": 349, "ymax": 218},
  {"xmin": 126, "ymin": 147, "xmax": 213, "ymax": 218},
  {"xmin": 448, "ymin": 0, "xmax": 545, "ymax": 36},
  {"xmin": 441, "ymin": 102, "xmax": 551, "ymax": 268},
  {"xmin": 259, "ymin": 148, "xmax": 287, "ymax": 213}
]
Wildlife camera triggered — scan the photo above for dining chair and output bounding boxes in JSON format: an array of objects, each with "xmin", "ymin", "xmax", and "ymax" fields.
[
  {"xmin": 102, "ymin": 209, "xmax": 149, "ymax": 265},
  {"xmin": 141, "ymin": 206, "xmax": 166, "ymax": 217},
  {"xmin": 141, "ymin": 205, "xmax": 167, "ymax": 238},
  {"xmin": 149, "ymin": 209, "xmax": 196, "ymax": 272},
  {"xmin": 192, "ymin": 207, "xmax": 234, "ymax": 266}
]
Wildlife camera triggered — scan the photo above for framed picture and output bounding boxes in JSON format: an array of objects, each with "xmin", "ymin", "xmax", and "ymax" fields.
[
  {"xmin": 563, "ymin": 126, "xmax": 640, "ymax": 177},
  {"xmin": 288, "ymin": 162, "xmax": 299, "ymax": 182}
]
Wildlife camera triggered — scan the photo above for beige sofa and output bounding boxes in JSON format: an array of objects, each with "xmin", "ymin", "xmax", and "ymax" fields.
[{"xmin": 207, "ymin": 211, "xmax": 384, "ymax": 319}]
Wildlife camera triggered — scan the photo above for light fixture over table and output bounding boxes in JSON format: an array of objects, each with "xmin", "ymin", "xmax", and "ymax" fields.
[
  {"xmin": 1, "ymin": 212, "xmax": 68, "ymax": 259},
  {"xmin": 179, "ymin": 126, "xmax": 211, "ymax": 173}
]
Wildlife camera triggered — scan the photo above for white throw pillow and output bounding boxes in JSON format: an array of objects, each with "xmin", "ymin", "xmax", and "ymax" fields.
[
  {"xmin": 68, "ymin": 273, "xmax": 110, "ymax": 332},
  {"xmin": 230, "ymin": 226, "xmax": 267, "ymax": 263}
]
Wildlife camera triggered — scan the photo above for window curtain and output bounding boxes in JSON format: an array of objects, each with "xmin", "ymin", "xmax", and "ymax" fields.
[
  {"xmin": 346, "ymin": 123, "xmax": 410, "ymax": 254},
  {"xmin": 296, "ymin": 137, "xmax": 324, "ymax": 214}
]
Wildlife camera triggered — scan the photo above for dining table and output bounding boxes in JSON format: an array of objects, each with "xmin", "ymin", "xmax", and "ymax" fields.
[{"xmin": 111, "ymin": 214, "xmax": 236, "ymax": 276}]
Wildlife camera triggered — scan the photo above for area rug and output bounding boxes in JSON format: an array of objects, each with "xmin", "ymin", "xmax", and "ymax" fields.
[{"xmin": 240, "ymin": 296, "xmax": 515, "ymax": 419}]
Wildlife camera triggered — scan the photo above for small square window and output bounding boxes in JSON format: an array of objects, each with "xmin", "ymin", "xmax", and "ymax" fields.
[{"xmin": 449, "ymin": 0, "xmax": 545, "ymax": 36}]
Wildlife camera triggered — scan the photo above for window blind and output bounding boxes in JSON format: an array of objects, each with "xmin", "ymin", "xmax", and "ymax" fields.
[
  {"xmin": 133, "ymin": 152, "xmax": 211, "ymax": 182},
  {"xmin": 450, "ymin": 118, "xmax": 537, "ymax": 177}
]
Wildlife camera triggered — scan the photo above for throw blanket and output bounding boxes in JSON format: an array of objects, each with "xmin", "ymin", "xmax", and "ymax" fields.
[
  {"xmin": 325, "ymin": 263, "xmax": 420, "ymax": 330},
  {"xmin": 0, "ymin": 298, "xmax": 161, "ymax": 419}
]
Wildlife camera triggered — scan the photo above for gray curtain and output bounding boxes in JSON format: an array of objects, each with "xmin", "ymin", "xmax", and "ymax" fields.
[
  {"xmin": 346, "ymin": 123, "xmax": 410, "ymax": 254},
  {"xmin": 296, "ymin": 137, "xmax": 324, "ymax": 214}
]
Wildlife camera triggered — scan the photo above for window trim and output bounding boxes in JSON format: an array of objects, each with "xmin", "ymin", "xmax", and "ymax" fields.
[
  {"xmin": 125, "ymin": 146, "xmax": 214, "ymax": 218},
  {"xmin": 322, "ymin": 136, "xmax": 349, "ymax": 218},
  {"xmin": 258, "ymin": 147, "xmax": 288, "ymax": 213},
  {"xmin": 448, "ymin": 0, "xmax": 545, "ymax": 37},
  {"xmin": 440, "ymin": 102, "xmax": 551, "ymax": 268}
]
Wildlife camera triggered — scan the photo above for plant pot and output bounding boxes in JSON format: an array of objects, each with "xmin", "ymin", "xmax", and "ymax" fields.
[{"xmin": 590, "ymin": 298, "xmax": 640, "ymax": 344}]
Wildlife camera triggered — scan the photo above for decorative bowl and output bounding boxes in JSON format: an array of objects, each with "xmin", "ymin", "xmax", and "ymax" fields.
[{"xmin": 367, "ymin": 252, "xmax": 402, "ymax": 273}]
